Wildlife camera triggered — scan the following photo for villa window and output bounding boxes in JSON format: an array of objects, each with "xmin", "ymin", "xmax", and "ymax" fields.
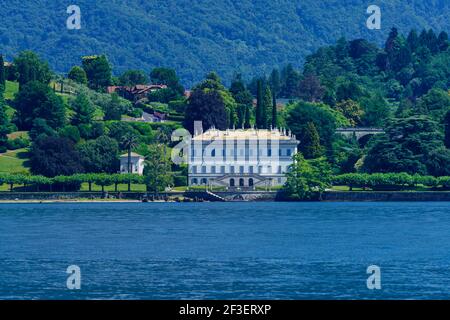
[
  {"xmin": 230, "ymin": 166, "xmax": 235, "ymax": 174},
  {"xmin": 278, "ymin": 166, "xmax": 282, "ymax": 174},
  {"xmin": 202, "ymin": 166, "xmax": 207, "ymax": 174},
  {"xmin": 192, "ymin": 166, "xmax": 197, "ymax": 174},
  {"xmin": 268, "ymin": 149, "xmax": 272, "ymax": 157},
  {"xmin": 279, "ymin": 149, "xmax": 282, "ymax": 156},
  {"xmin": 220, "ymin": 166, "xmax": 225, "ymax": 174},
  {"xmin": 249, "ymin": 166, "xmax": 254, "ymax": 174},
  {"xmin": 211, "ymin": 149, "xmax": 216, "ymax": 157},
  {"xmin": 258, "ymin": 166, "xmax": 262, "ymax": 174},
  {"xmin": 211, "ymin": 166, "xmax": 216, "ymax": 174},
  {"xmin": 287, "ymin": 149, "xmax": 292, "ymax": 156},
  {"xmin": 239, "ymin": 166, "xmax": 244, "ymax": 174}
]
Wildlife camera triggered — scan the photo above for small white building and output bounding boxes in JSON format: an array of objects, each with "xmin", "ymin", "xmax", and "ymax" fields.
[
  {"xmin": 120, "ymin": 152, "xmax": 145, "ymax": 175},
  {"xmin": 188, "ymin": 128, "xmax": 299, "ymax": 189}
]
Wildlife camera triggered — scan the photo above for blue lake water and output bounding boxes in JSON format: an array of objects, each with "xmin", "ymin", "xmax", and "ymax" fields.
[{"xmin": 1, "ymin": 202, "xmax": 450, "ymax": 300}]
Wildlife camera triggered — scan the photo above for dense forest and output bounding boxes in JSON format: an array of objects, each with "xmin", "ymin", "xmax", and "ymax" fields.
[{"xmin": 0, "ymin": 0, "xmax": 449, "ymax": 86}]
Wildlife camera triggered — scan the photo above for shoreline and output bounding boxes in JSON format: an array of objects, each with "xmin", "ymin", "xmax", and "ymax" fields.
[{"xmin": 1, "ymin": 190, "xmax": 450, "ymax": 203}]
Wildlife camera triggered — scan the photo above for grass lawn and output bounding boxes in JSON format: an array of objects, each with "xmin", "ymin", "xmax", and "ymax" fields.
[
  {"xmin": 7, "ymin": 131, "xmax": 29, "ymax": 140},
  {"xmin": 4, "ymin": 81, "xmax": 19, "ymax": 100},
  {"xmin": 0, "ymin": 148, "xmax": 30, "ymax": 174},
  {"xmin": 80, "ymin": 183, "xmax": 147, "ymax": 192}
]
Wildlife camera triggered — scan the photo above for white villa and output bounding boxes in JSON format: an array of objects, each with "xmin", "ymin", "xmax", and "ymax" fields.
[
  {"xmin": 188, "ymin": 127, "xmax": 299, "ymax": 189},
  {"xmin": 120, "ymin": 152, "xmax": 145, "ymax": 175}
]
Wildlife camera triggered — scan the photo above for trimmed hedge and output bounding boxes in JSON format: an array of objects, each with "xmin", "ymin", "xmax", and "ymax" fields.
[
  {"xmin": 0, "ymin": 173, "xmax": 145, "ymax": 192},
  {"xmin": 333, "ymin": 173, "xmax": 448, "ymax": 190}
]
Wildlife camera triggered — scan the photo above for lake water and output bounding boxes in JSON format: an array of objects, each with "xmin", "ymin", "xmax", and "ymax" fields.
[{"xmin": 1, "ymin": 202, "xmax": 450, "ymax": 300}]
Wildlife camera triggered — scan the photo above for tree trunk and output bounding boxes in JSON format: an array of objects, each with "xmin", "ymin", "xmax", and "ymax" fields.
[
  {"xmin": 88, "ymin": 182, "xmax": 92, "ymax": 192},
  {"xmin": 10, "ymin": 183, "xmax": 13, "ymax": 192},
  {"xmin": 115, "ymin": 183, "xmax": 118, "ymax": 192}
]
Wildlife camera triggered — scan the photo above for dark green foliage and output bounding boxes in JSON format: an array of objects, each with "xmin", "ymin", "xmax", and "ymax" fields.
[
  {"xmin": 298, "ymin": 74, "xmax": 325, "ymax": 102},
  {"xmin": 287, "ymin": 101, "xmax": 337, "ymax": 152},
  {"xmin": 363, "ymin": 116, "xmax": 447, "ymax": 175},
  {"xmin": 255, "ymin": 79, "xmax": 265, "ymax": 129},
  {"xmin": 0, "ymin": 54, "xmax": 5, "ymax": 91},
  {"xmin": 82, "ymin": 55, "xmax": 112, "ymax": 91},
  {"xmin": 1, "ymin": 2, "xmax": 450, "ymax": 86},
  {"xmin": 283, "ymin": 153, "xmax": 331, "ymax": 200},
  {"xmin": 59, "ymin": 125, "xmax": 81, "ymax": 143},
  {"xmin": 271, "ymin": 94, "xmax": 277, "ymax": 129},
  {"xmin": 107, "ymin": 122, "xmax": 139, "ymax": 146},
  {"xmin": 71, "ymin": 92, "xmax": 95, "ymax": 125},
  {"xmin": 13, "ymin": 81, "xmax": 65, "ymax": 130},
  {"xmin": 0, "ymin": 95, "xmax": 9, "ymax": 147},
  {"xmin": 300, "ymin": 122, "xmax": 323, "ymax": 159},
  {"xmin": 30, "ymin": 135, "xmax": 83, "ymax": 177},
  {"xmin": 68, "ymin": 66, "xmax": 88, "ymax": 85},
  {"xmin": 13, "ymin": 51, "xmax": 51, "ymax": 88},
  {"xmin": 445, "ymin": 110, "xmax": 450, "ymax": 149},
  {"xmin": 29, "ymin": 118, "xmax": 56, "ymax": 141},
  {"xmin": 119, "ymin": 70, "xmax": 148, "ymax": 86},
  {"xmin": 183, "ymin": 75, "xmax": 230, "ymax": 133},
  {"xmin": 104, "ymin": 93, "xmax": 124, "ymax": 120},
  {"xmin": 78, "ymin": 136, "xmax": 119, "ymax": 173}
]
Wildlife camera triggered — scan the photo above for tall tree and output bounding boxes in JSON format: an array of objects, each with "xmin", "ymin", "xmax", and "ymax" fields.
[
  {"xmin": 82, "ymin": 55, "xmax": 112, "ymax": 91},
  {"xmin": 184, "ymin": 73, "xmax": 233, "ymax": 133},
  {"xmin": 104, "ymin": 93, "xmax": 124, "ymax": 121},
  {"xmin": 255, "ymin": 79, "xmax": 264, "ymax": 128},
  {"xmin": 30, "ymin": 135, "xmax": 83, "ymax": 177},
  {"xmin": 263, "ymin": 85, "xmax": 272, "ymax": 128},
  {"xmin": 445, "ymin": 110, "xmax": 450, "ymax": 149},
  {"xmin": 71, "ymin": 92, "xmax": 95, "ymax": 126},
  {"xmin": 244, "ymin": 105, "xmax": 251, "ymax": 129},
  {"xmin": 14, "ymin": 51, "xmax": 52, "ymax": 89},
  {"xmin": 0, "ymin": 54, "xmax": 5, "ymax": 92},
  {"xmin": 281, "ymin": 64, "xmax": 300, "ymax": 98},
  {"xmin": 269, "ymin": 68, "xmax": 281, "ymax": 98},
  {"xmin": 272, "ymin": 94, "xmax": 277, "ymax": 129},
  {"xmin": 14, "ymin": 81, "xmax": 65, "ymax": 130},
  {"xmin": 284, "ymin": 153, "xmax": 331, "ymax": 200},
  {"xmin": 144, "ymin": 144, "xmax": 173, "ymax": 193},
  {"xmin": 0, "ymin": 95, "xmax": 9, "ymax": 148},
  {"xmin": 298, "ymin": 74, "xmax": 325, "ymax": 102},
  {"xmin": 68, "ymin": 66, "xmax": 88, "ymax": 85},
  {"xmin": 300, "ymin": 122, "xmax": 323, "ymax": 159},
  {"xmin": 78, "ymin": 136, "xmax": 119, "ymax": 173},
  {"xmin": 119, "ymin": 70, "xmax": 148, "ymax": 86}
]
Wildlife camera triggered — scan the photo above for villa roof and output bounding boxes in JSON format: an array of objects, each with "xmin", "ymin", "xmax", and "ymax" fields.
[
  {"xmin": 120, "ymin": 152, "xmax": 144, "ymax": 159},
  {"xmin": 192, "ymin": 128, "xmax": 298, "ymax": 142}
]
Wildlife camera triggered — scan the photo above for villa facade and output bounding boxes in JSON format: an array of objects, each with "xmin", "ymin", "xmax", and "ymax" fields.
[
  {"xmin": 188, "ymin": 128, "xmax": 299, "ymax": 190},
  {"xmin": 120, "ymin": 152, "xmax": 145, "ymax": 175}
]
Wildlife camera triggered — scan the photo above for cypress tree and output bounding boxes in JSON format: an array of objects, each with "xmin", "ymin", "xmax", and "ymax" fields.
[
  {"xmin": 256, "ymin": 79, "xmax": 264, "ymax": 128},
  {"xmin": 244, "ymin": 105, "xmax": 251, "ymax": 129},
  {"xmin": 272, "ymin": 94, "xmax": 277, "ymax": 129},
  {"xmin": 263, "ymin": 85, "xmax": 272, "ymax": 129},
  {"xmin": 301, "ymin": 122, "xmax": 323, "ymax": 159}
]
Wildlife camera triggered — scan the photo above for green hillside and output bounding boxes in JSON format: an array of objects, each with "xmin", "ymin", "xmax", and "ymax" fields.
[{"xmin": 0, "ymin": 0, "xmax": 449, "ymax": 86}]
